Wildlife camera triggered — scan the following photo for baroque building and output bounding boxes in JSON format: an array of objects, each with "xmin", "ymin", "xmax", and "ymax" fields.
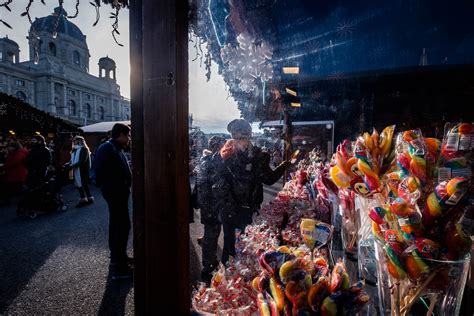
[{"xmin": 0, "ymin": 7, "xmax": 130, "ymax": 125}]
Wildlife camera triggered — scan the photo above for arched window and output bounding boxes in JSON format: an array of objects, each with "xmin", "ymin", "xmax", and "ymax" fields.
[
  {"xmin": 73, "ymin": 51, "xmax": 80, "ymax": 65},
  {"xmin": 99, "ymin": 106, "xmax": 105, "ymax": 120},
  {"xmin": 16, "ymin": 91, "xmax": 27, "ymax": 102},
  {"xmin": 49, "ymin": 42, "xmax": 56, "ymax": 56},
  {"xmin": 69, "ymin": 100, "xmax": 76, "ymax": 116},
  {"xmin": 85, "ymin": 103, "xmax": 91, "ymax": 118}
]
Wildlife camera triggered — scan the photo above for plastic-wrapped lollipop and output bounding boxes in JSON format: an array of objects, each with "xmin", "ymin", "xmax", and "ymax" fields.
[
  {"xmin": 368, "ymin": 206, "xmax": 388, "ymax": 225},
  {"xmin": 390, "ymin": 197, "xmax": 417, "ymax": 218},
  {"xmin": 422, "ymin": 177, "xmax": 469, "ymax": 226},
  {"xmin": 384, "ymin": 230, "xmax": 408, "ymax": 280}
]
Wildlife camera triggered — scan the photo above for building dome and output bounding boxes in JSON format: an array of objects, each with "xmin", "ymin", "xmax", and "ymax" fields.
[
  {"xmin": 30, "ymin": 7, "xmax": 86, "ymax": 43},
  {"xmin": 99, "ymin": 56, "xmax": 116, "ymax": 66},
  {"xmin": 0, "ymin": 36, "xmax": 19, "ymax": 47}
]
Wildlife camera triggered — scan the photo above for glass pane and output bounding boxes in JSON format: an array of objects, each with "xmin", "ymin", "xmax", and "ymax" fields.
[{"xmin": 189, "ymin": 1, "xmax": 474, "ymax": 314}]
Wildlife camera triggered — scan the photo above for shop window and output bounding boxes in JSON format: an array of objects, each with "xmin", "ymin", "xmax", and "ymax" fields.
[{"xmin": 15, "ymin": 91, "xmax": 27, "ymax": 102}]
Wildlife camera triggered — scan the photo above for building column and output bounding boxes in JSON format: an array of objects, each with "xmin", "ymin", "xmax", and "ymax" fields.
[
  {"xmin": 79, "ymin": 90, "xmax": 83, "ymax": 120},
  {"xmin": 50, "ymin": 81, "xmax": 56, "ymax": 113},
  {"xmin": 63, "ymin": 84, "xmax": 68, "ymax": 116},
  {"xmin": 6, "ymin": 75, "xmax": 11, "ymax": 95},
  {"xmin": 93, "ymin": 94, "xmax": 97, "ymax": 121}
]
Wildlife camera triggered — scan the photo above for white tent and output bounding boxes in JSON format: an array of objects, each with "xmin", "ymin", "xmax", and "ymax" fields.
[{"xmin": 80, "ymin": 121, "xmax": 131, "ymax": 133}]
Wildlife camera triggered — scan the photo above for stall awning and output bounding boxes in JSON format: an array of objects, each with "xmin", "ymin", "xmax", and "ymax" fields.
[{"xmin": 80, "ymin": 121, "xmax": 131, "ymax": 133}]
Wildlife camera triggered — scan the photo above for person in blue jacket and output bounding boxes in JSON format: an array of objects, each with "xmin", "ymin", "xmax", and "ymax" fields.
[{"xmin": 93, "ymin": 123, "xmax": 132, "ymax": 280}]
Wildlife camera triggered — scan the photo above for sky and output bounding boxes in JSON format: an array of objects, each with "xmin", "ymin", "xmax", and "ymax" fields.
[
  {"xmin": 1, "ymin": 2, "xmax": 243, "ymax": 133},
  {"xmin": 1, "ymin": 2, "xmax": 131, "ymax": 97}
]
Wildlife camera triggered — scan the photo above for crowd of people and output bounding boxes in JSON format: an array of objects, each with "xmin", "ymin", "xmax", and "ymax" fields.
[
  {"xmin": 0, "ymin": 135, "xmax": 52, "ymax": 206},
  {"xmin": 0, "ymin": 124, "xmax": 134, "ymax": 281},
  {"xmin": 191, "ymin": 119, "xmax": 293, "ymax": 284}
]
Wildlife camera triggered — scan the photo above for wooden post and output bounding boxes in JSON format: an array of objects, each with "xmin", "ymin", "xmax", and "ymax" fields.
[{"xmin": 130, "ymin": 0, "xmax": 190, "ymax": 314}]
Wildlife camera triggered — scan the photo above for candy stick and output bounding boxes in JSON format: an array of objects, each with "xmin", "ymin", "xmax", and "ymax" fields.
[
  {"xmin": 395, "ymin": 283, "xmax": 401, "ymax": 316},
  {"xmin": 426, "ymin": 293, "xmax": 438, "ymax": 316},
  {"xmin": 400, "ymin": 268, "xmax": 439, "ymax": 314}
]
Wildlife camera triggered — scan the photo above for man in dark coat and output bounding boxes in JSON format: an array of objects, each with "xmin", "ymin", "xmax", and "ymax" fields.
[
  {"xmin": 196, "ymin": 135, "xmax": 226, "ymax": 283},
  {"xmin": 93, "ymin": 123, "xmax": 132, "ymax": 280},
  {"xmin": 214, "ymin": 119, "xmax": 290, "ymax": 264},
  {"xmin": 25, "ymin": 135, "xmax": 51, "ymax": 189}
]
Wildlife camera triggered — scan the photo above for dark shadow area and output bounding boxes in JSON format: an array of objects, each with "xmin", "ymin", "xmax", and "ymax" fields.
[
  {"xmin": 0, "ymin": 185, "xmax": 112, "ymax": 312},
  {"xmin": 97, "ymin": 267, "xmax": 133, "ymax": 316},
  {"xmin": 0, "ymin": 200, "xmax": 65, "ymax": 312}
]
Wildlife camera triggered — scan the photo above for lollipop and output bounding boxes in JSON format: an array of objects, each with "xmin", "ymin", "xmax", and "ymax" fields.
[
  {"xmin": 371, "ymin": 222, "xmax": 385, "ymax": 243},
  {"xmin": 379, "ymin": 125, "xmax": 396, "ymax": 158},
  {"xmin": 300, "ymin": 219, "xmax": 333, "ymax": 260},
  {"xmin": 414, "ymin": 238, "xmax": 440, "ymax": 259},
  {"xmin": 269, "ymin": 277, "xmax": 286, "ymax": 312},
  {"xmin": 390, "ymin": 197, "xmax": 416, "ymax": 217},
  {"xmin": 384, "ymin": 230, "xmax": 407, "ymax": 280},
  {"xmin": 409, "ymin": 154, "xmax": 427, "ymax": 183},
  {"xmin": 368, "ymin": 206, "xmax": 387, "ymax": 225},
  {"xmin": 330, "ymin": 165, "xmax": 351, "ymax": 189},
  {"xmin": 307, "ymin": 276, "xmax": 329, "ymax": 312},
  {"xmin": 423, "ymin": 177, "xmax": 469, "ymax": 221},
  {"xmin": 404, "ymin": 251, "xmax": 429, "ymax": 281}
]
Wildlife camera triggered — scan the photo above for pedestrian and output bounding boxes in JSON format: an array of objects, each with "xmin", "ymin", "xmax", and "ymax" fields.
[
  {"xmin": 25, "ymin": 135, "xmax": 51, "ymax": 189},
  {"xmin": 196, "ymin": 135, "xmax": 226, "ymax": 284},
  {"xmin": 0, "ymin": 140, "xmax": 28, "ymax": 206},
  {"xmin": 214, "ymin": 119, "xmax": 291, "ymax": 264},
  {"xmin": 93, "ymin": 123, "xmax": 132, "ymax": 280},
  {"xmin": 66, "ymin": 136, "xmax": 94, "ymax": 208}
]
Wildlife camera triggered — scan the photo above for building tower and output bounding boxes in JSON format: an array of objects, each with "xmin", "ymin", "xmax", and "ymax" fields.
[
  {"xmin": 99, "ymin": 56, "xmax": 116, "ymax": 81},
  {"xmin": 0, "ymin": 36, "xmax": 20, "ymax": 64}
]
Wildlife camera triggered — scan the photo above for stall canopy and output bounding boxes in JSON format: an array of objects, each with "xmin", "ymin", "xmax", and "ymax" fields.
[
  {"xmin": 80, "ymin": 121, "xmax": 131, "ymax": 134},
  {"xmin": 0, "ymin": 92, "xmax": 78, "ymax": 135}
]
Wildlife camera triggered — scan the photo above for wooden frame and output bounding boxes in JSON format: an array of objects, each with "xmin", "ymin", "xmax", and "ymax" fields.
[{"xmin": 130, "ymin": 0, "xmax": 190, "ymax": 313}]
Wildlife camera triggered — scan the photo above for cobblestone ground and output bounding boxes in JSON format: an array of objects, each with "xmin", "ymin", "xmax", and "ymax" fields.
[{"xmin": 0, "ymin": 184, "xmax": 134, "ymax": 315}]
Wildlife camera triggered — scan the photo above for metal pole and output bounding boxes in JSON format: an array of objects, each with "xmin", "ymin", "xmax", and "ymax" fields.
[{"xmin": 332, "ymin": 120, "xmax": 335, "ymax": 157}]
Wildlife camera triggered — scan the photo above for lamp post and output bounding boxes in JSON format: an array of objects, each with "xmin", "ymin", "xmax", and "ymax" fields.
[{"xmin": 326, "ymin": 121, "xmax": 335, "ymax": 158}]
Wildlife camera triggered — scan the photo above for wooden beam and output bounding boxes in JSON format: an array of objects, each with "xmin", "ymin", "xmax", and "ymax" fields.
[
  {"xmin": 129, "ymin": 0, "xmax": 145, "ymax": 314},
  {"xmin": 131, "ymin": 0, "xmax": 190, "ymax": 313}
]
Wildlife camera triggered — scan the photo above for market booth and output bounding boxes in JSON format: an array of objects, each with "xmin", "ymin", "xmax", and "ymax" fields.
[
  {"xmin": 79, "ymin": 121, "xmax": 131, "ymax": 154},
  {"xmin": 0, "ymin": 92, "xmax": 79, "ymax": 166},
  {"xmin": 129, "ymin": 1, "xmax": 474, "ymax": 314}
]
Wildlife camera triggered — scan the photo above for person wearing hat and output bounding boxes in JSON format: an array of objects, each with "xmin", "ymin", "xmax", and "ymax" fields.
[
  {"xmin": 195, "ymin": 135, "xmax": 227, "ymax": 284},
  {"xmin": 213, "ymin": 119, "xmax": 291, "ymax": 264}
]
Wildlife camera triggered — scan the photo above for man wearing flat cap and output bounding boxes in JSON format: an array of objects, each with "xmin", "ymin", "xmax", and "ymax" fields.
[{"xmin": 213, "ymin": 119, "xmax": 291, "ymax": 264}]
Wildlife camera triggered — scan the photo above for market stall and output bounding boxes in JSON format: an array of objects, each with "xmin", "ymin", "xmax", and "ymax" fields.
[{"xmin": 0, "ymin": 92, "xmax": 79, "ymax": 166}]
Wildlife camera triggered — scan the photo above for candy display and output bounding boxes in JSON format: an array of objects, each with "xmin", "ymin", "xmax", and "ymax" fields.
[
  {"xmin": 254, "ymin": 248, "xmax": 369, "ymax": 315},
  {"xmin": 193, "ymin": 121, "xmax": 472, "ymax": 315}
]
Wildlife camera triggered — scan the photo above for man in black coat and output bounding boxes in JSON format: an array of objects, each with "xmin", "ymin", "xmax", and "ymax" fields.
[
  {"xmin": 93, "ymin": 123, "xmax": 132, "ymax": 280},
  {"xmin": 25, "ymin": 135, "xmax": 51, "ymax": 188},
  {"xmin": 196, "ymin": 135, "xmax": 226, "ymax": 283},
  {"xmin": 213, "ymin": 119, "xmax": 290, "ymax": 264}
]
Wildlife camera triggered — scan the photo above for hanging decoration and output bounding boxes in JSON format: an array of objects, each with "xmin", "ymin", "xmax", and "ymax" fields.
[{"xmin": 220, "ymin": 33, "xmax": 274, "ymax": 93}]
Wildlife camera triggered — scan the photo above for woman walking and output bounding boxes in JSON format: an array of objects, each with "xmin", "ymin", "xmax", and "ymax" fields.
[{"xmin": 67, "ymin": 136, "xmax": 94, "ymax": 207}]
